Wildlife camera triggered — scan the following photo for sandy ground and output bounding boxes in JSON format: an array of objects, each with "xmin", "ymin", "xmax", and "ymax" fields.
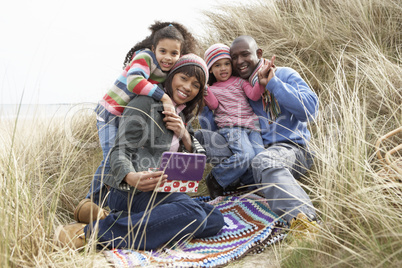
[
  {"xmin": 227, "ymin": 248, "xmax": 281, "ymax": 268},
  {"xmin": 91, "ymin": 246, "xmax": 281, "ymax": 267}
]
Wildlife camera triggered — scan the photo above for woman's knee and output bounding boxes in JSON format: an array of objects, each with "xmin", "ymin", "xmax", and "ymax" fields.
[
  {"xmin": 107, "ymin": 188, "xmax": 130, "ymax": 211},
  {"xmin": 206, "ymin": 206, "xmax": 225, "ymax": 231},
  {"xmin": 194, "ymin": 203, "xmax": 224, "ymax": 238},
  {"xmin": 180, "ymin": 201, "xmax": 208, "ymax": 232}
]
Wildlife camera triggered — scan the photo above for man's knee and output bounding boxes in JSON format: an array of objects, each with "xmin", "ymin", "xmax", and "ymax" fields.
[{"xmin": 251, "ymin": 149, "xmax": 288, "ymax": 171}]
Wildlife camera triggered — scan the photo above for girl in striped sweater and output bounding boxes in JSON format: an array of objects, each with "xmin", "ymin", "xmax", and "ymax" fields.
[
  {"xmin": 202, "ymin": 43, "xmax": 269, "ymax": 199},
  {"xmin": 84, "ymin": 21, "xmax": 199, "ymax": 206}
]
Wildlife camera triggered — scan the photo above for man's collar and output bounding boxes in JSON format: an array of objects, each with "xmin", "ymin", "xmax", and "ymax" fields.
[{"xmin": 249, "ymin": 58, "xmax": 266, "ymax": 85}]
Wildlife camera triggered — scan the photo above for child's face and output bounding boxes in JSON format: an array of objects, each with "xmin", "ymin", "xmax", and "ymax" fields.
[
  {"xmin": 153, "ymin": 38, "xmax": 181, "ymax": 72},
  {"xmin": 210, "ymin": 58, "xmax": 232, "ymax": 82},
  {"xmin": 170, "ymin": 72, "xmax": 201, "ymax": 105}
]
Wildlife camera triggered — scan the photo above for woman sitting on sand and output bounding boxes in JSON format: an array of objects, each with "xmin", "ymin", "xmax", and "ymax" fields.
[{"xmin": 54, "ymin": 54, "xmax": 225, "ymax": 250}]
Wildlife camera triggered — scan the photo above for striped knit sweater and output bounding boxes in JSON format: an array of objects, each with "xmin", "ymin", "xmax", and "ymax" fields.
[
  {"xmin": 204, "ymin": 76, "xmax": 264, "ymax": 131},
  {"xmin": 95, "ymin": 49, "xmax": 166, "ymax": 124}
]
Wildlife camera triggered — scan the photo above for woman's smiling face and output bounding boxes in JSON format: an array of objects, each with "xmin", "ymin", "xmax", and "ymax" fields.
[{"xmin": 171, "ymin": 72, "xmax": 201, "ymax": 105}]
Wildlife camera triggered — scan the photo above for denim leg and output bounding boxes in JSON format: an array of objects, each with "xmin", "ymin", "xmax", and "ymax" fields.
[
  {"xmin": 194, "ymin": 129, "xmax": 232, "ymax": 165},
  {"xmin": 198, "ymin": 106, "xmax": 218, "ymax": 131},
  {"xmin": 85, "ymin": 120, "xmax": 117, "ymax": 205},
  {"xmin": 238, "ymin": 168, "xmax": 256, "ymax": 187},
  {"xmin": 226, "ymin": 132, "xmax": 262, "ymax": 188},
  {"xmin": 86, "ymin": 188, "xmax": 224, "ymax": 250},
  {"xmin": 248, "ymin": 131, "xmax": 265, "ymax": 155},
  {"xmin": 251, "ymin": 143, "xmax": 316, "ymax": 224},
  {"xmin": 194, "ymin": 201, "xmax": 225, "ymax": 238},
  {"xmin": 211, "ymin": 128, "xmax": 256, "ymax": 189}
]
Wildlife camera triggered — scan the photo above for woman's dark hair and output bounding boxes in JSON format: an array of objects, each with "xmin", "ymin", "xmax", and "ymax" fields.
[
  {"xmin": 123, "ymin": 21, "xmax": 199, "ymax": 68},
  {"xmin": 163, "ymin": 65, "xmax": 206, "ymax": 122}
]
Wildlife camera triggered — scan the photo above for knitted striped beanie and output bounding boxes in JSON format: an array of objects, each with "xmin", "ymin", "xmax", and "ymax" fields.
[
  {"xmin": 168, "ymin": 53, "xmax": 209, "ymax": 83},
  {"xmin": 204, "ymin": 43, "xmax": 231, "ymax": 70}
]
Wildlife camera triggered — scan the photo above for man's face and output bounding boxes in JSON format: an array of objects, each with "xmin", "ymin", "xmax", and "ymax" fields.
[{"xmin": 230, "ymin": 39, "xmax": 261, "ymax": 79}]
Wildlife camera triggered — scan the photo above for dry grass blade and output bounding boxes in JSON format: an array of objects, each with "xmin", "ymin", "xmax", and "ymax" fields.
[{"xmin": 1, "ymin": 0, "xmax": 402, "ymax": 267}]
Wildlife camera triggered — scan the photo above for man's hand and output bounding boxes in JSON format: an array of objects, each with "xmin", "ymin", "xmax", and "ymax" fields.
[
  {"xmin": 124, "ymin": 171, "xmax": 167, "ymax": 192},
  {"xmin": 258, "ymin": 55, "xmax": 276, "ymax": 87}
]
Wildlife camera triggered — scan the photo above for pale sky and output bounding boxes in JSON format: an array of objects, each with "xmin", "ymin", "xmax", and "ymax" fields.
[{"xmin": 0, "ymin": 0, "xmax": 249, "ymax": 104}]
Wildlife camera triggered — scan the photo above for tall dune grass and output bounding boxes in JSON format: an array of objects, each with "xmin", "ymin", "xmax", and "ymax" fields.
[
  {"xmin": 1, "ymin": 0, "xmax": 401, "ymax": 267},
  {"xmin": 201, "ymin": 0, "xmax": 401, "ymax": 266},
  {"xmin": 0, "ymin": 109, "xmax": 104, "ymax": 267}
]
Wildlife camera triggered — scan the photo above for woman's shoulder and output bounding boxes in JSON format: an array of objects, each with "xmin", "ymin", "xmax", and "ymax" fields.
[{"xmin": 127, "ymin": 95, "xmax": 159, "ymax": 109}]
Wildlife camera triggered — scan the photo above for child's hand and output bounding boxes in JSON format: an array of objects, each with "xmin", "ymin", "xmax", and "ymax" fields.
[
  {"xmin": 161, "ymin": 94, "xmax": 175, "ymax": 113},
  {"xmin": 204, "ymin": 85, "xmax": 209, "ymax": 96},
  {"xmin": 124, "ymin": 171, "xmax": 167, "ymax": 192}
]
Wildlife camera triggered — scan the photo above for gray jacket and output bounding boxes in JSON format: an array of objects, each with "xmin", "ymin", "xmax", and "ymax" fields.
[{"xmin": 105, "ymin": 95, "xmax": 205, "ymax": 193}]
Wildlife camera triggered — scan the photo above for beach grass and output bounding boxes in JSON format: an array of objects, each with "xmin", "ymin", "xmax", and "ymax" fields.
[
  {"xmin": 1, "ymin": 0, "xmax": 401, "ymax": 266},
  {"xmin": 198, "ymin": 0, "xmax": 401, "ymax": 266}
]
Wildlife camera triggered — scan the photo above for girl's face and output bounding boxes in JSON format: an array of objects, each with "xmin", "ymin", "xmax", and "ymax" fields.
[
  {"xmin": 210, "ymin": 58, "xmax": 232, "ymax": 82},
  {"xmin": 152, "ymin": 38, "xmax": 181, "ymax": 72},
  {"xmin": 171, "ymin": 72, "xmax": 201, "ymax": 105}
]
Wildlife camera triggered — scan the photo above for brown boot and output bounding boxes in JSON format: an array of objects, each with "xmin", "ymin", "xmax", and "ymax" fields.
[
  {"xmin": 54, "ymin": 222, "xmax": 86, "ymax": 249},
  {"xmin": 74, "ymin": 199, "xmax": 109, "ymax": 224},
  {"xmin": 288, "ymin": 212, "xmax": 320, "ymax": 241}
]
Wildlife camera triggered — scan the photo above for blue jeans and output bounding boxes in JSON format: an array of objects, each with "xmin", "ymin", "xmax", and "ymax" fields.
[
  {"xmin": 198, "ymin": 106, "xmax": 218, "ymax": 131},
  {"xmin": 194, "ymin": 129, "xmax": 316, "ymax": 224},
  {"xmin": 85, "ymin": 120, "xmax": 117, "ymax": 205},
  {"xmin": 211, "ymin": 127, "xmax": 264, "ymax": 189},
  {"xmin": 84, "ymin": 188, "xmax": 225, "ymax": 250},
  {"xmin": 251, "ymin": 143, "xmax": 315, "ymax": 223}
]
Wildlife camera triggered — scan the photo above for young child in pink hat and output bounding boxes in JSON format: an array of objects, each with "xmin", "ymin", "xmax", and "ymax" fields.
[{"xmin": 203, "ymin": 43, "xmax": 266, "ymax": 198}]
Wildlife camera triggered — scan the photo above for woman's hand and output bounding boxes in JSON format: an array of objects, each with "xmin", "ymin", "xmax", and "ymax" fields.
[
  {"xmin": 162, "ymin": 111, "xmax": 188, "ymax": 138},
  {"xmin": 124, "ymin": 171, "xmax": 167, "ymax": 192},
  {"xmin": 258, "ymin": 55, "xmax": 276, "ymax": 87},
  {"xmin": 162, "ymin": 110, "xmax": 193, "ymax": 152}
]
